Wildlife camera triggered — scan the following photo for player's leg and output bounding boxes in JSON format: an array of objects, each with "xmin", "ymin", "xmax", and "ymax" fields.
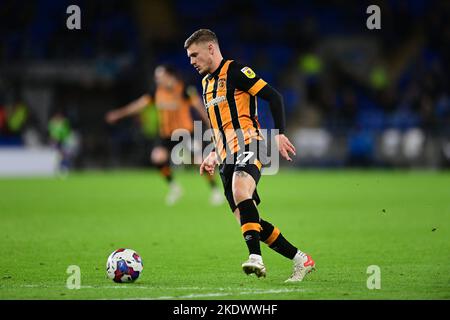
[
  {"xmin": 217, "ymin": 163, "xmax": 264, "ymax": 277},
  {"xmin": 151, "ymin": 143, "xmax": 182, "ymax": 205},
  {"xmin": 232, "ymin": 168, "xmax": 267, "ymax": 277},
  {"xmin": 56, "ymin": 142, "xmax": 69, "ymax": 178},
  {"xmin": 205, "ymin": 173, "xmax": 224, "ymax": 205},
  {"xmin": 151, "ymin": 146, "xmax": 172, "ymax": 182},
  {"xmin": 233, "ymin": 207, "xmax": 298, "ymax": 259},
  {"xmin": 258, "ymin": 215, "xmax": 315, "ymax": 282},
  {"xmin": 204, "ymin": 173, "xmax": 217, "ymax": 188},
  {"xmin": 233, "ymin": 205, "xmax": 315, "ymax": 282},
  {"xmin": 192, "ymin": 135, "xmax": 224, "ymax": 205},
  {"xmin": 232, "ymin": 184, "xmax": 315, "ymax": 282},
  {"xmin": 232, "ymin": 207, "xmax": 296, "ymax": 257}
]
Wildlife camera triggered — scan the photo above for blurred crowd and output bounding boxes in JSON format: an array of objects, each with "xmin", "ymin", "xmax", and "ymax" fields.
[{"xmin": 0, "ymin": 0, "xmax": 449, "ymax": 168}]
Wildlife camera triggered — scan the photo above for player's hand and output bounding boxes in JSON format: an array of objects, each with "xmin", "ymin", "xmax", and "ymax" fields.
[
  {"xmin": 105, "ymin": 111, "xmax": 120, "ymax": 124},
  {"xmin": 275, "ymin": 134, "xmax": 296, "ymax": 161},
  {"xmin": 200, "ymin": 151, "xmax": 218, "ymax": 176}
]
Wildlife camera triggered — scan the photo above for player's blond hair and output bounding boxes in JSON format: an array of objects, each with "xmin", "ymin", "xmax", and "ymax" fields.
[{"xmin": 184, "ymin": 29, "xmax": 219, "ymax": 49}]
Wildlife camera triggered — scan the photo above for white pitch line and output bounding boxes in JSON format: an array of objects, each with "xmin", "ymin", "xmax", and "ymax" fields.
[
  {"xmin": 123, "ymin": 288, "xmax": 309, "ymax": 300},
  {"xmin": 85, "ymin": 286, "xmax": 209, "ymax": 290},
  {"xmin": 12, "ymin": 285, "xmax": 219, "ymax": 290},
  {"xmin": 11, "ymin": 285, "xmax": 304, "ymax": 292},
  {"xmin": 4, "ymin": 284, "xmax": 310, "ymax": 299}
]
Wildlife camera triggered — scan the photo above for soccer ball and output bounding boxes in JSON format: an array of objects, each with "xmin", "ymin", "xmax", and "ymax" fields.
[{"xmin": 106, "ymin": 248, "xmax": 143, "ymax": 283}]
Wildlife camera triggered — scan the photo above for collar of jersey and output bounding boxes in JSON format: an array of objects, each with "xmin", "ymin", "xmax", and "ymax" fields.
[{"xmin": 206, "ymin": 59, "xmax": 226, "ymax": 80}]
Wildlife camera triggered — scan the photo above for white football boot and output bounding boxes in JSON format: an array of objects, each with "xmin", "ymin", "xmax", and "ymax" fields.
[
  {"xmin": 165, "ymin": 182, "xmax": 183, "ymax": 205},
  {"xmin": 210, "ymin": 187, "xmax": 225, "ymax": 206},
  {"xmin": 285, "ymin": 251, "xmax": 316, "ymax": 282},
  {"xmin": 242, "ymin": 254, "xmax": 266, "ymax": 278}
]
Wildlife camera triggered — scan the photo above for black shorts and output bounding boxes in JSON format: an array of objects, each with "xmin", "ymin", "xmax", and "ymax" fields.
[
  {"xmin": 154, "ymin": 137, "xmax": 180, "ymax": 153},
  {"xmin": 219, "ymin": 139, "xmax": 268, "ymax": 212},
  {"xmin": 154, "ymin": 132, "xmax": 198, "ymax": 153}
]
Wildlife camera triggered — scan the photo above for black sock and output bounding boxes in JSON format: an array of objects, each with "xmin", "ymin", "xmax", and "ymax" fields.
[
  {"xmin": 156, "ymin": 163, "xmax": 173, "ymax": 183},
  {"xmin": 205, "ymin": 173, "xmax": 217, "ymax": 188},
  {"xmin": 238, "ymin": 199, "xmax": 261, "ymax": 256},
  {"xmin": 260, "ymin": 219, "xmax": 298, "ymax": 259}
]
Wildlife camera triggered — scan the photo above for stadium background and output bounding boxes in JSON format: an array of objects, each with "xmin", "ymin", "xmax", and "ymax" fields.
[
  {"xmin": 0, "ymin": 0, "xmax": 449, "ymax": 300},
  {"xmin": 1, "ymin": 0, "xmax": 449, "ymax": 169}
]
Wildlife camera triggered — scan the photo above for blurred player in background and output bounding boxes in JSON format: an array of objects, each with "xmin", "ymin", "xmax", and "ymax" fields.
[
  {"xmin": 48, "ymin": 110, "xmax": 81, "ymax": 176},
  {"xmin": 106, "ymin": 64, "xmax": 224, "ymax": 205},
  {"xmin": 185, "ymin": 29, "xmax": 315, "ymax": 282}
]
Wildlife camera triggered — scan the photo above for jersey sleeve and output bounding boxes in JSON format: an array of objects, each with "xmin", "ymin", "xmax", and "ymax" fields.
[{"xmin": 228, "ymin": 62, "xmax": 267, "ymax": 96}]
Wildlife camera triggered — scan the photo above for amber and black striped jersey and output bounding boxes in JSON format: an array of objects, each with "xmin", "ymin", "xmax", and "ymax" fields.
[
  {"xmin": 202, "ymin": 59, "xmax": 269, "ymax": 161},
  {"xmin": 149, "ymin": 80, "xmax": 200, "ymax": 139}
]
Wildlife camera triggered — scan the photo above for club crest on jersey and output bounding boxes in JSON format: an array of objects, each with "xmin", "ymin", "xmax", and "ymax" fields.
[
  {"xmin": 218, "ymin": 78, "xmax": 226, "ymax": 89},
  {"xmin": 241, "ymin": 67, "xmax": 256, "ymax": 79}
]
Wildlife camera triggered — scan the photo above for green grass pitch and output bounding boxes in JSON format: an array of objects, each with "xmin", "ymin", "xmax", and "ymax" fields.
[{"xmin": 0, "ymin": 169, "xmax": 449, "ymax": 300}]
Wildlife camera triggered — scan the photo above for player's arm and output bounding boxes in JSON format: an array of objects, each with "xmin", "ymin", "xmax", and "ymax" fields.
[
  {"xmin": 186, "ymin": 85, "xmax": 211, "ymax": 128},
  {"xmin": 256, "ymin": 85, "xmax": 296, "ymax": 161},
  {"xmin": 105, "ymin": 94, "xmax": 152, "ymax": 124},
  {"xmin": 228, "ymin": 62, "xmax": 296, "ymax": 161},
  {"xmin": 200, "ymin": 150, "xmax": 219, "ymax": 176}
]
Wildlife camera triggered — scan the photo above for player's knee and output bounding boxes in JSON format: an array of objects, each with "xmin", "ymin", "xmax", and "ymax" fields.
[
  {"xmin": 232, "ymin": 188, "xmax": 252, "ymax": 205},
  {"xmin": 232, "ymin": 172, "xmax": 255, "ymax": 204},
  {"xmin": 151, "ymin": 148, "xmax": 168, "ymax": 165}
]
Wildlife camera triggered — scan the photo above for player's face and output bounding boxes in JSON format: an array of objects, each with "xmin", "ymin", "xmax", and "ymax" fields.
[
  {"xmin": 154, "ymin": 67, "xmax": 173, "ymax": 87},
  {"xmin": 187, "ymin": 42, "xmax": 213, "ymax": 75}
]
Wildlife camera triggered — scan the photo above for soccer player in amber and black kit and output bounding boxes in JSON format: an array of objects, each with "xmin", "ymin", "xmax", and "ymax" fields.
[
  {"xmin": 184, "ymin": 29, "xmax": 315, "ymax": 281},
  {"xmin": 105, "ymin": 64, "xmax": 224, "ymax": 206}
]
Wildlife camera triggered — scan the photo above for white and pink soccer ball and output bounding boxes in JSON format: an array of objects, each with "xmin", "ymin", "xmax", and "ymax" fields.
[{"xmin": 106, "ymin": 248, "xmax": 143, "ymax": 283}]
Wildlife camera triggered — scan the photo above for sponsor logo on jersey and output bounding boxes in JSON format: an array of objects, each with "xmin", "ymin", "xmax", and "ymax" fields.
[{"xmin": 205, "ymin": 95, "xmax": 226, "ymax": 108}]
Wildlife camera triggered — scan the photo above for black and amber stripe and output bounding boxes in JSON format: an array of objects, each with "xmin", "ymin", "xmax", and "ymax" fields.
[
  {"xmin": 259, "ymin": 219, "xmax": 298, "ymax": 259},
  {"xmin": 241, "ymin": 222, "xmax": 262, "ymax": 233},
  {"xmin": 263, "ymin": 226, "xmax": 280, "ymax": 246},
  {"xmin": 203, "ymin": 60, "xmax": 265, "ymax": 161},
  {"xmin": 225, "ymin": 74, "xmax": 246, "ymax": 153},
  {"xmin": 203, "ymin": 76, "xmax": 229, "ymax": 159}
]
